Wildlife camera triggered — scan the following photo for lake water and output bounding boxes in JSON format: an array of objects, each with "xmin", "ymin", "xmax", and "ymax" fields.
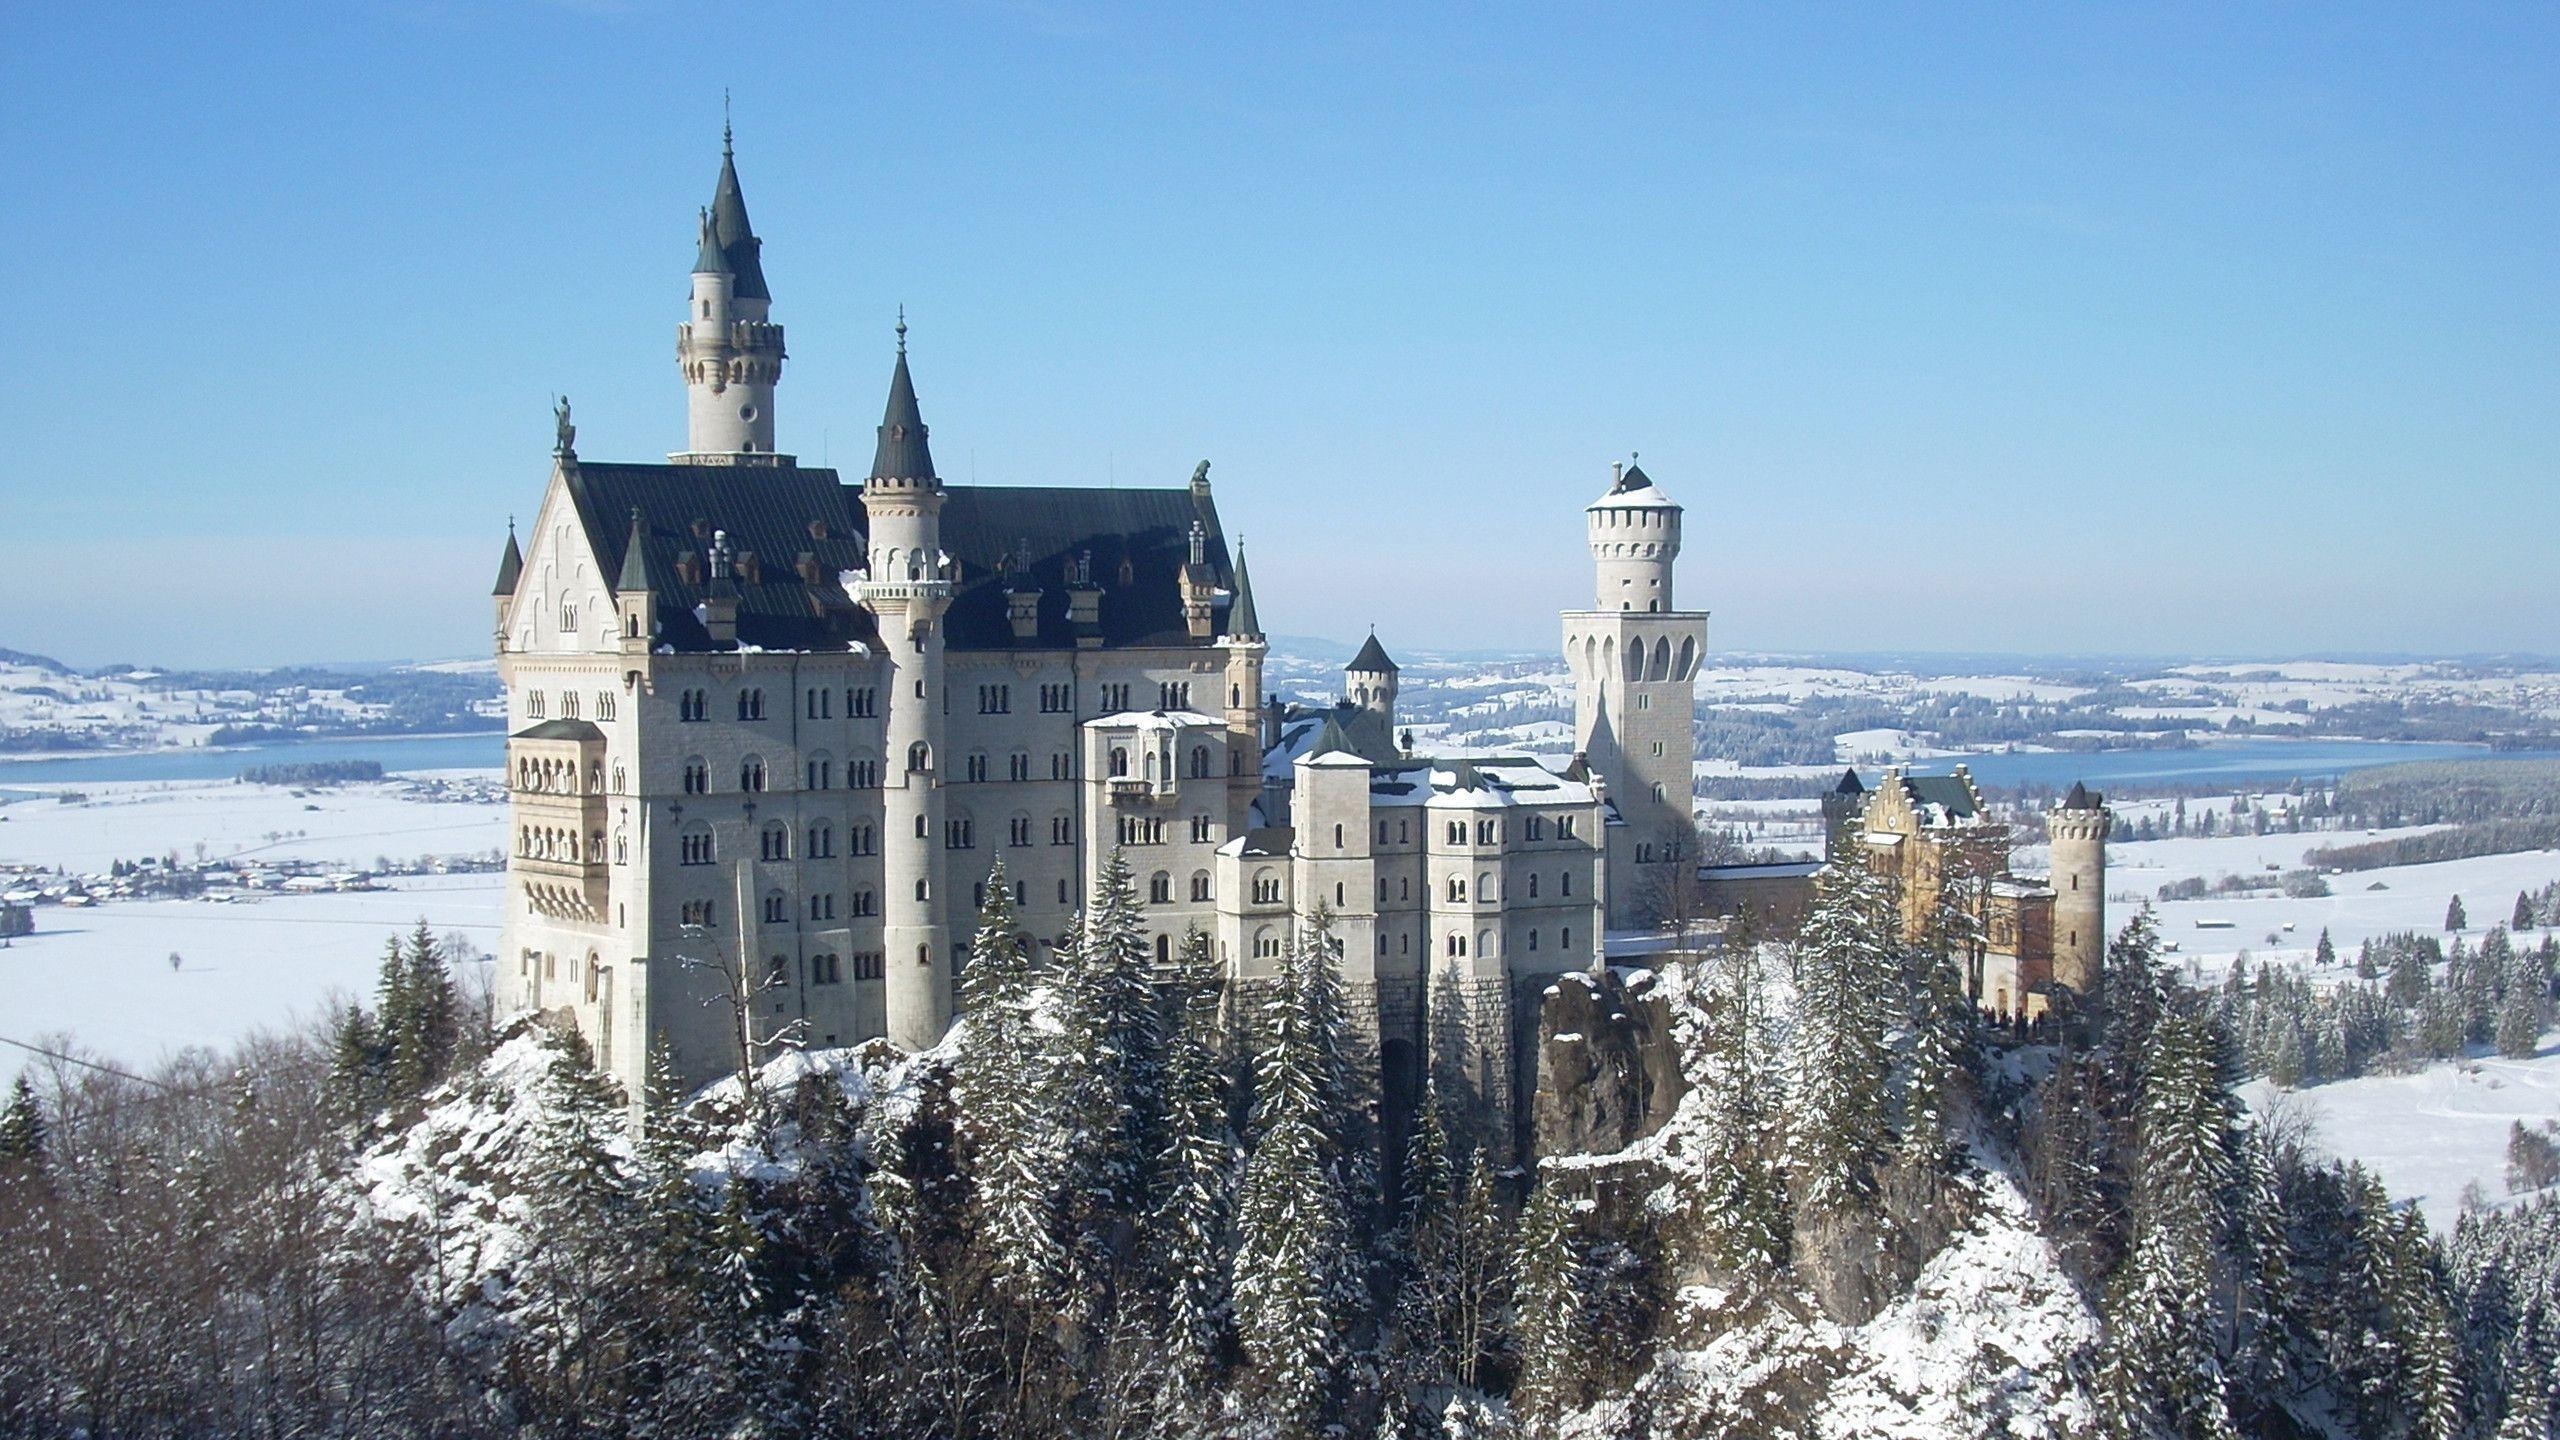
[
  {"xmin": 7, "ymin": 730, "xmax": 2554, "ymax": 795},
  {"xmin": 0, "ymin": 732, "xmax": 506, "ymax": 784},
  {"xmin": 1900, "ymin": 739, "xmax": 2560, "ymax": 792}
]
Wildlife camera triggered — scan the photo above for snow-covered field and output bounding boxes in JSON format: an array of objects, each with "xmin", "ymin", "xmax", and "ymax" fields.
[
  {"xmin": 0, "ymin": 776, "xmax": 507, "ymax": 1081},
  {"xmin": 2247, "ymin": 1042, "xmax": 2560, "ymax": 1230},
  {"xmin": 0, "ymin": 873, "xmax": 502, "ymax": 1082}
]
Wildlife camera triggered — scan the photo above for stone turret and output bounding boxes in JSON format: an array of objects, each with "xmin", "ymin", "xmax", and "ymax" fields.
[
  {"xmin": 1586, "ymin": 459, "xmax": 1682, "ymax": 613},
  {"xmin": 1346, "ymin": 631, "xmax": 1399, "ymax": 729},
  {"xmin": 852, "ymin": 320, "xmax": 953, "ymax": 1048},
  {"xmin": 2047, "ymin": 782, "xmax": 2112, "ymax": 998},
  {"xmin": 673, "ymin": 125, "xmax": 789, "ymax": 463}
]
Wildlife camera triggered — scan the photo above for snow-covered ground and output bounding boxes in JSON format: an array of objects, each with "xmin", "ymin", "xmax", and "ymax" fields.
[
  {"xmin": 2246, "ymin": 1040, "xmax": 2560, "ymax": 1230},
  {"xmin": 0, "ymin": 775, "xmax": 507, "ymax": 1081},
  {"xmin": 0, "ymin": 872, "xmax": 502, "ymax": 1082}
]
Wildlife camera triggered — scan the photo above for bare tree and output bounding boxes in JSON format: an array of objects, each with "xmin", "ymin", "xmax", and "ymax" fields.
[{"xmin": 676, "ymin": 922, "xmax": 802, "ymax": 1135}]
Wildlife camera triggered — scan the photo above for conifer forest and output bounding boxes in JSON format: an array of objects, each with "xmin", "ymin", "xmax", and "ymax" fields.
[{"xmin": 5, "ymin": 851, "xmax": 2559, "ymax": 1438}]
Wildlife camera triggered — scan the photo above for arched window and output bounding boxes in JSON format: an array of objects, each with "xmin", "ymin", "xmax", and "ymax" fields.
[
  {"xmin": 807, "ymin": 753, "xmax": 833, "ymax": 790},
  {"xmin": 1149, "ymin": 872, "xmax": 1172, "ymax": 904},
  {"xmin": 915, "ymin": 879, "xmax": 931, "ymax": 902},
  {"xmin": 1189, "ymin": 746, "xmax": 1211, "ymax": 779},
  {"xmin": 1478, "ymin": 928, "xmax": 1494, "ymax": 957},
  {"xmin": 1527, "ymin": 873, "xmax": 1539, "ymax": 898},
  {"xmin": 907, "ymin": 742, "xmax": 931, "ymax": 773},
  {"xmin": 1253, "ymin": 869, "xmax": 1282, "ymax": 905},
  {"xmin": 1110, "ymin": 747, "xmax": 1129, "ymax": 777},
  {"xmin": 739, "ymin": 756, "xmax": 766, "ymax": 792},
  {"xmin": 1478, "ymin": 871, "xmax": 1494, "ymax": 901},
  {"xmin": 760, "ymin": 822, "xmax": 789, "ymax": 861},
  {"xmin": 1561, "ymin": 871, "xmax": 1573, "ymax": 897},
  {"xmin": 1190, "ymin": 871, "xmax": 1211, "ymax": 902}
]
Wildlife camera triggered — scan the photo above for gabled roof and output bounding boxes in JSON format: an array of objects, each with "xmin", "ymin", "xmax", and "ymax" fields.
[
  {"xmin": 1264, "ymin": 702, "xmax": 1401, "ymax": 774},
  {"xmin": 492, "ymin": 526, "xmax": 523, "ymax": 597},
  {"xmin": 1348, "ymin": 632, "xmax": 1398, "ymax": 674},
  {"xmin": 1614, "ymin": 461, "xmax": 1654, "ymax": 494},
  {"xmin": 706, "ymin": 136, "xmax": 768, "ymax": 300},
  {"xmin": 2060, "ymin": 780, "xmax": 2105, "ymax": 810},
  {"xmin": 1904, "ymin": 773, "xmax": 1981, "ymax": 819},
  {"xmin": 1832, "ymin": 767, "xmax": 1866, "ymax": 795}
]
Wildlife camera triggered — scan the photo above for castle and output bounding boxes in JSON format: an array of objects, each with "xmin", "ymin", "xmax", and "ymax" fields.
[
  {"xmin": 491, "ymin": 136, "xmax": 1711, "ymax": 1149},
  {"xmin": 492, "ymin": 136, "xmax": 2103, "ymax": 1147}
]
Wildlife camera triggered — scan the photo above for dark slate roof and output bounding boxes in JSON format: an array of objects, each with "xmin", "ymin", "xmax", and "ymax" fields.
[
  {"xmin": 1905, "ymin": 773, "xmax": 1980, "ymax": 818},
  {"xmin": 2061, "ymin": 781, "xmax": 2104, "ymax": 810},
  {"xmin": 493, "ymin": 527, "xmax": 523, "ymax": 597},
  {"xmin": 561, "ymin": 462, "xmax": 874, "ymax": 653},
  {"xmin": 1311, "ymin": 713, "xmax": 1357, "ymax": 758},
  {"xmin": 1237, "ymin": 826, "xmax": 1293, "ymax": 859},
  {"xmin": 1832, "ymin": 767, "xmax": 1865, "ymax": 795},
  {"xmin": 692, "ymin": 208, "xmax": 728, "ymax": 276},
  {"xmin": 1228, "ymin": 543, "xmax": 1261, "ymax": 637},
  {"xmin": 614, "ymin": 508, "xmax": 652, "ymax": 592},
  {"xmin": 512, "ymin": 718, "xmax": 606, "ymax": 742},
  {"xmin": 707, "ymin": 142, "xmax": 768, "ymax": 300},
  {"xmin": 938, "ymin": 483, "xmax": 1236, "ymax": 651},
  {"xmin": 1347, "ymin": 632, "xmax": 1399, "ymax": 673},
  {"xmin": 869, "ymin": 349, "xmax": 935, "ymax": 483},
  {"xmin": 1266, "ymin": 702, "xmax": 1401, "ymax": 771},
  {"xmin": 1613, "ymin": 461, "xmax": 1654, "ymax": 494}
]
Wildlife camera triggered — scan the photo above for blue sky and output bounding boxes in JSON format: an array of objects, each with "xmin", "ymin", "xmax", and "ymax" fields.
[{"xmin": 0, "ymin": 3, "xmax": 2551, "ymax": 668}]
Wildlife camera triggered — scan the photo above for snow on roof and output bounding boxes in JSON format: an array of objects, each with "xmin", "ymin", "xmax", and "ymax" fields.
[
  {"xmin": 1087, "ymin": 708, "xmax": 1223, "ymax": 731},
  {"xmin": 1367, "ymin": 754, "xmax": 1597, "ymax": 809}
]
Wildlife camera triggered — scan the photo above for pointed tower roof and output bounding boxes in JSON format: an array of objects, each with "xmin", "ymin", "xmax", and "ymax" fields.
[
  {"xmin": 492, "ymin": 524, "xmax": 523, "ymax": 597},
  {"xmin": 1310, "ymin": 712, "xmax": 1359, "ymax": 760},
  {"xmin": 1347, "ymin": 631, "xmax": 1398, "ymax": 674},
  {"xmin": 1833, "ymin": 767, "xmax": 1866, "ymax": 795},
  {"xmin": 616, "ymin": 508, "xmax": 653, "ymax": 592},
  {"xmin": 692, "ymin": 207, "xmax": 729, "ymax": 276},
  {"xmin": 1228, "ymin": 543, "xmax": 1261, "ymax": 638},
  {"xmin": 868, "ymin": 323, "xmax": 937, "ymax": 483},
  {"xmin": 706, "ymin": 127, "xmax": 769, "ymax": 300},
  {"xmin": 1613, "ymin": 460, "xmax": 1654, "ymax": 494}
]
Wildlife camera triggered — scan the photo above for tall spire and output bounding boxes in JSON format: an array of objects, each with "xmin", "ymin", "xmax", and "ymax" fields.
[
  {"xmin": 616, "ymin": 508, "xmax": 654, "ymax": 592},
  {"xmin": 706, "ymin": 117, "xmax": 768, "ymax": 300},
  {"xmin": 868, "ymin": 320, "xmax": 936, "ymax": 484},
  {"xmin": 692, "ymin": 206, "xmax": 728, "ymax": 276},
  {"xmin": 492, "ymin": 521, "xmax": 523, "ymax": 596},
  {"xmin": 1228, "ymin": 542, "xmax": 1261, "ymax": 638}
]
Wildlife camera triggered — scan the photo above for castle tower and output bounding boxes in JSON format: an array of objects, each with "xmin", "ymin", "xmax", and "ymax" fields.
[
  {"xmin": 1222, "ymin": 542, "xmax": 1269, "ymax": 831},
  {"xmin": 673, "ymin": 126, "xmax": 789, "ymax": 463},
  {"xmin": 2047, "ymin": 782, "xmax": 2112, "ymax": 998},
  {"xmin": 1293, "ymin": 720, "xmax": 1381, "ymax": 1052},
  {"xmin": 1346, "ymin": 632, "xmax": 1399, "ymax": 728},
  {"xmin": 1561, "ymin": 459, "xmax": 1710, "ymax": 927},
  {"xmin": 853, "ymin": 323, "xmax": 953, "ymax": 1048}
]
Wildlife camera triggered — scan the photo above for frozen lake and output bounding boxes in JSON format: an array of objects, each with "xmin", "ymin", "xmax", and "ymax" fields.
[
  {"xmin": 0, "ymin": 731, "xmax": 506, "ymax": 784},
  {"xmin": 1902, "ymin": 738, "xmax": 2560, "ymax": 792}
]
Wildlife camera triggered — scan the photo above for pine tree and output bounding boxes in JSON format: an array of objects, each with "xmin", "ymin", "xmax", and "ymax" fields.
[
  {"xmin": 1393, "ymin": 1087, "xmax": 1508, "ymax": 1394},
  {"xmin": 2095, "ymin": 1004, "xmax": 2239, "ymax": 1440},
  {"xmin": 954, "ymin": 860, "xmax": 1066, "ymax": 1311},
  {"xmin": 1052, "ymin": 846, "xmax": 1167, "ymax": 1329},
  {"xmin": 324, "ymin": 1003, "xmax": 390, "ymax": 1131},
  {"xmin": 0, "ymin": 1075, "xmax": 45, "ymax": 1173},
  {"xmin": 2500, "ymin": 931, "xmax": 2550, "ymax": 1058},
  {"xmin": 1232, "ymin": 927, "xmax": 1358, "ymax": 1435},
  {"xmin": 2520, "ymin": 892, "xmax": 2540, "ymax": 934},
  {"xmin": 2316, "ymin": 927, "xmax": 2337, "ymax": 969},
  {"xmin": 1682, "ymin": 944, "xmax": 1789, "ymax": 1275},
  {"xmin": 1144, "ymin": 926, "xmax": 1236, "ymax": 1374},
  {"xmin": 2450, "ymin": 895, "xmax": 2470, "ymax": 933},
  {"xmin": 1511, "ymin": 1177, "xmax": 1585, "ymax": 1431},
  {"xmin": 1789, "ymin": 858, "xmax": 1898, "ymax": 1226},
  {"xmin": 386, "ymin": 920, "xmax": 457, "ymax": 1103}
]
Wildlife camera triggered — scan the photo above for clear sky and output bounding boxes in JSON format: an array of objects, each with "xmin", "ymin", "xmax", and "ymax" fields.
[{"xmin": 1, "ymin": 3, "xmax": 2551, "ymax": 668}]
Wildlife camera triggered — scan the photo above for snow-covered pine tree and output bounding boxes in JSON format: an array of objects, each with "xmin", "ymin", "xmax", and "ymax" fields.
[
  {"xmin": 387, "ymin": 920, "xmax": 458, "ymax": 1103},
  {"xmin": 0, "ymin": 1076, "xmax": 44, "ymax": 1173},
  {"xmin": 1144, "ymin": 926, "xmax": 1237, "ymax": 1374},
  {"xmin": 1681, "ymin": 943, "xmax": 1789, "ymax": 1275},
  {"xmin": 1510, "ymin": 1176, "xmax": 1585, "ymax": 1430},
  {"xmin": 1053, "ymin": 846, "xmax": 1168, "ymax": 1328},
  {"xmin": 1232, "ymin": 925, "xmax": 1358, "ymax": 1435},
  {"xmin": 955, "ymin": 860, "xmax": 1068, "ymax": 1312},
  {"xmin": 1393, "ymin": 1084, "xmax": 1509, "ymax": 1395},
  {"xmin": 2499, "ymin": 929, "xmax": 2550, "ymax": 1059},
  {"xmin": 2316, "ymin": 926, "xmax": 2337, "ymax": 969},
  {"xmin": 1788, "ymin": 857, "xmax": 1897, "ymax": 1228},
  {"xmin": 2452, "ymin": 895, "xmax": 2471, "ymax": 933},
  {"xmin": 2095, "ymin": 1004, "xmax": 2241, "ymax": 1440},
  {"xmin": 322, "ymin": 1003, "xmax": 390, "ymax": 1132}
]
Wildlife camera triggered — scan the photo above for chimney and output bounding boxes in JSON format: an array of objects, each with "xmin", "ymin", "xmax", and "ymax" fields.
[{"xmin": 1006, "ymin": 586, "xmax": 1042, "ymax": 641}]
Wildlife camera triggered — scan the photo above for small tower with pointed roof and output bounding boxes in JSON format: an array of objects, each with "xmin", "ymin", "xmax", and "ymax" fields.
[
  {"xmin": 1346, "ymin": 631, "xmax": 1399, "ymax": 729},
  {"xmin": 491, "ymin": 521, "xmax": 523, "ymax": 640},
  {"xmin": 851, "ymin": 318, "xmax": 954, "ymax": 1049},
  {"xmin": 674, "ymin": 123, "xmax": 789, "ymax": 463},
  {"xmin": 1221, "ymin": 541, "xmax": 1269, "ymax": 832}
]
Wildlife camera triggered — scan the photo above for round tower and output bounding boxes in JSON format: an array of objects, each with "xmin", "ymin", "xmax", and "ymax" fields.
[
  {"xmin": 1586, "ymin": 459, "xmax": 1682, "ymax": 612},
  {"xmin": 675, "ymin": 128, "xmax": 787, "ymax": 461},
  {"xmin": 2048, "ymin": 782, "xmax": 2112, "ymax": 997},
  {"xmin": 1345, "ymin": 631, "xmax": 1399, "ymax": 728},
  {"xmin": 853, "ymin": 321, "xmax": 952, "ymax": 1049}
]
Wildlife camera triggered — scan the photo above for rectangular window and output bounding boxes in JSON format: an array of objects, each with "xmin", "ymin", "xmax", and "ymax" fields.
[
  {"xmin": 1040, "ymin": 682, "xmax": 1072, "ymax": 713},
  {"xmin": 849, "ymin": 687, "xmax": 876, "ymax": 718},
  {"xmin": 945, "ymin": 818, "xmax": 975, "ymax": 849},
  {"xmin": 1100, "ymin": 682, "xmax": 1131, "ymax": 711},
  {"xmin": 1190, "ymin": 815, "xmax": 1213, "ymax": 844},
  {"xmin": 1159, "ymin": 681, "xmax": 1190, "ymax": 710}
]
